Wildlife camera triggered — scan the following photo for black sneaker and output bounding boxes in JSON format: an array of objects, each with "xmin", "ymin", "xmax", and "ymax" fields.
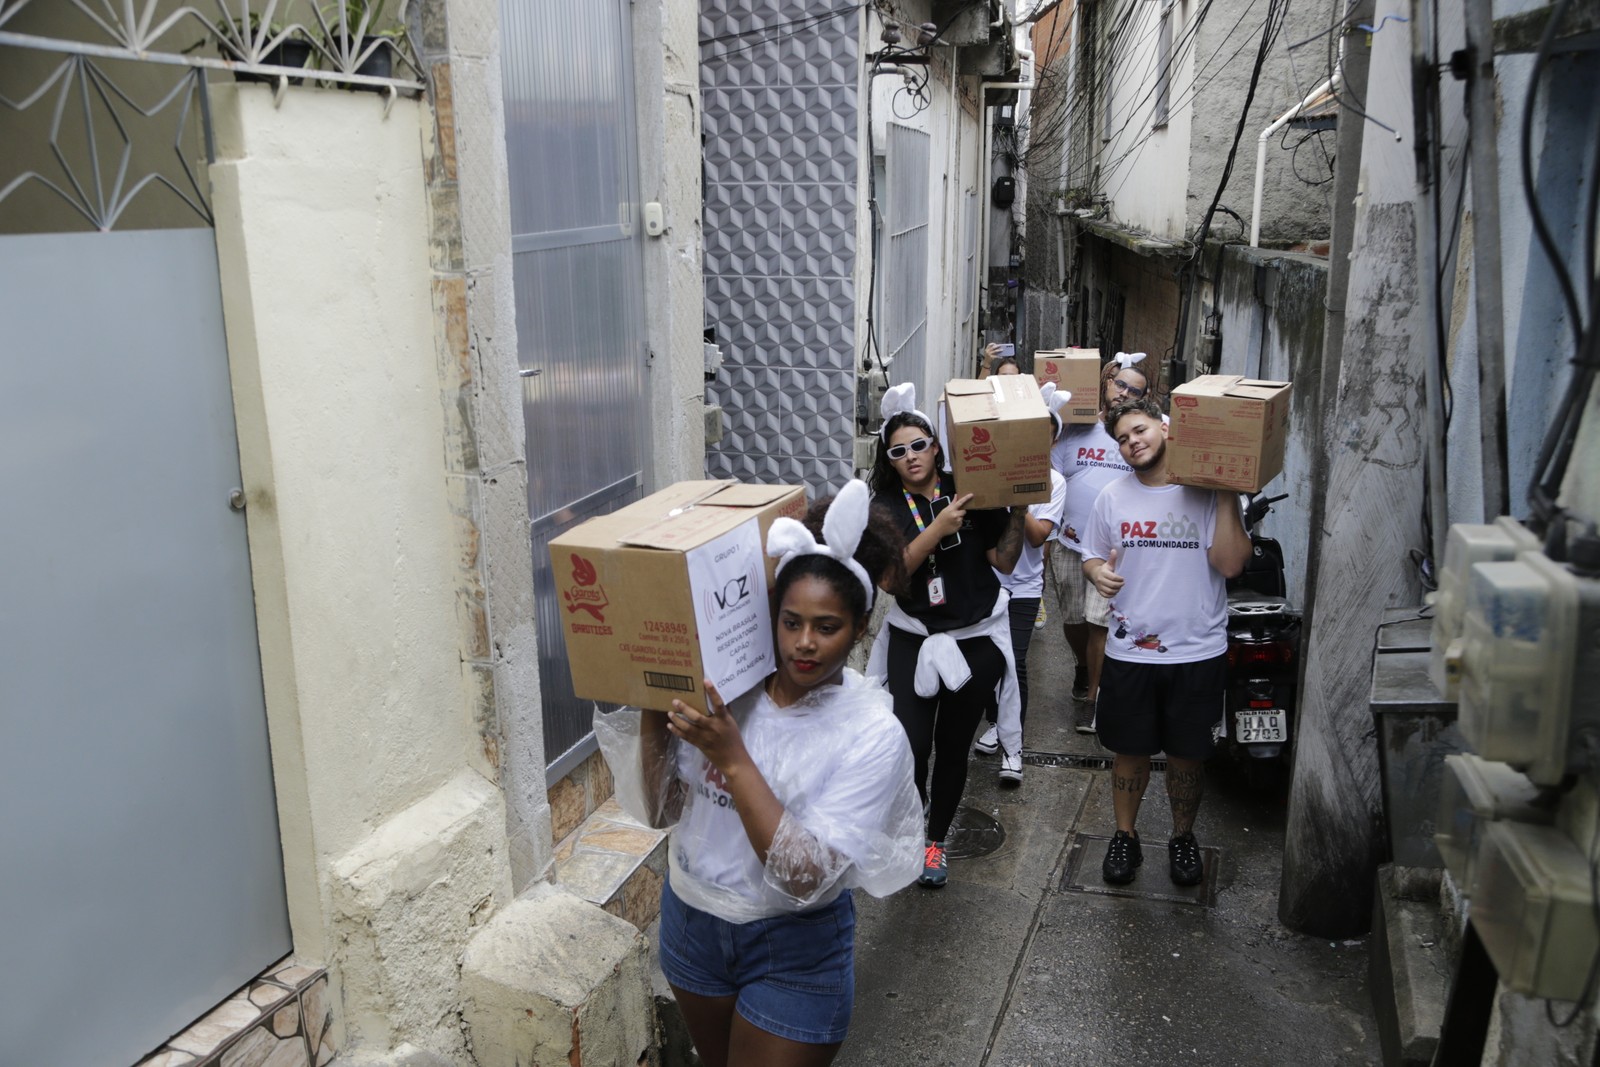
[
  {"xmin": 1101, "ymin": 830, "xmax": 1142, "ymax": 884},
  {"xmin": 1071, "ymin": 665, "xmax": 1090, "ymax": 701},
  {"xmin": 1169, "ymin": 832, "xmax": 1204, "ymax": 887},
  {"xmin": 1072, "ymin": 701, "xmax": 1097, "ymax": 735}
]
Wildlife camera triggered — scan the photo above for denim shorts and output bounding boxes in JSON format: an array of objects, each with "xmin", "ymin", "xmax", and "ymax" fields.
[{"xmin": 658, "ymin": 877, "xmax": 856, "ymax": 1044}]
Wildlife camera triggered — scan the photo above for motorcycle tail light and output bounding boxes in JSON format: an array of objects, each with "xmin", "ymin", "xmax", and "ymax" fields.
[
  {"xmin": 1229, "ymin": 640, "xmax": 1294, "ymax": 669},
  {"xmin": 1248, "ymin": 698, "xmax": 1276, "ymax": 709}
]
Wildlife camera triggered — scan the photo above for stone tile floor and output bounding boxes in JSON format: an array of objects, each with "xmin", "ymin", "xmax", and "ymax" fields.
[{"xmin": 134, "ymin": 958, "xmax": 333, "ymax": 1067}]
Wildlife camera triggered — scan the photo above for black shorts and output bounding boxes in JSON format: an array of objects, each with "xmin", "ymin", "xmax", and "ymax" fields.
[{"xmin": 1095, "ymin": 653, "xmax": 1226, "ymax": 761}]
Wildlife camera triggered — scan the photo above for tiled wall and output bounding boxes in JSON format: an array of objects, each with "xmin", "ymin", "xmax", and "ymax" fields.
[
  {"xmin": 135, "ymin": 959, "xmax": 333, "ymax": 1067},
  {"xmin": 700, "ymin": 0, "xmax": 860, "ymax": 495}
]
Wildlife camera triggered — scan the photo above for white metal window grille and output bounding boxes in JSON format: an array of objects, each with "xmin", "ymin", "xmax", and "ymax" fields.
[{"xmin": 882, "ymin": 122, "xmax": 931, "ymax": 390}]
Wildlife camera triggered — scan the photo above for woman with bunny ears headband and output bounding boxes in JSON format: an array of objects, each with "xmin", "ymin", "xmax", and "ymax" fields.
[
  {"xmin": 865, "ymin": 383, "xmax": 1028, "ymax": 888},
  {"xmin": 595, "ymin": 481, "xmax": 922, "ymax": 1067}
]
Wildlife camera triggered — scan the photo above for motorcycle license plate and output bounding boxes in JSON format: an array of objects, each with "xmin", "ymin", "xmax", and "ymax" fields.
[{"xmin": 1236, "ymin": 710, "xmax": 1287, "ymax": 744}]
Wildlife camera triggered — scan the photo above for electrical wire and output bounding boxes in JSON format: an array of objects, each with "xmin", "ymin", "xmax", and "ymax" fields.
[
  {"xmin": 699, "ymin": 4, "xmax": 866, "ymax": 59},
  {"xmin": 1520, "ymin": 0, "xmax": 1586, "ymax": 343}
]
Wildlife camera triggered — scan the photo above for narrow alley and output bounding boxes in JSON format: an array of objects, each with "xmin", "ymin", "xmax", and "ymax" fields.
[{"xmin": 843, "ymin": 618, "xmax": 1378, "ymax": 1066}]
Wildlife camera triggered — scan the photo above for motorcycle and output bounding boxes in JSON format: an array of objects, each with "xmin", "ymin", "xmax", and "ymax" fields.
[{"xmin": 1222, "ymin": 493, "xmax": 1302, "ymax": 789}]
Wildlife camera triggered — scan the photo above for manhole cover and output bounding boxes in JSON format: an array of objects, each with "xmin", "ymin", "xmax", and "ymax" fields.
[
  {"xmin": 1059, "ymin": 832, "xmax": 1220, "ymax": 907},
  {"xmin": 945, "ymin": 805, "xmax": 1005, "ymax": 860}
]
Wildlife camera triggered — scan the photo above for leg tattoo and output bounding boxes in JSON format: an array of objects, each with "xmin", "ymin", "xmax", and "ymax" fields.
[
  {"xmin": 1110, "ymin": 755, "xmax": 1151, "ymax": 833},
  {"xmin": 1166, "ymin": 761, "xmax": 1205, "ymax": 836}
]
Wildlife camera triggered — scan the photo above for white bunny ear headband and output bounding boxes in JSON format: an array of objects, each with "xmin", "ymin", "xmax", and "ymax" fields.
[
  {"xmin": 879, "ymin": 382, "xmax": 932, "ymax": 440},
  {"xmin": 1112, "ymin": 351, "xmax": 1148, "ymax": 371},
  {"xmin": 766, "ymin": 479, "xmax": 876, "ymax": 610},
  {"xmin": 1039, "ymin": 382, "xmax": 1072, "ymax": 435}
]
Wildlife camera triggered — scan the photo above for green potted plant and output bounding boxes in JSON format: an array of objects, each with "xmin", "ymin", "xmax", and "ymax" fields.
[
  {"xmin": 186, "ymin": 5, "xmax": 313, "ymax": 84},
  {"xmin": 317, "ymin": 0, "xmax": 404, "ymax": 85}
]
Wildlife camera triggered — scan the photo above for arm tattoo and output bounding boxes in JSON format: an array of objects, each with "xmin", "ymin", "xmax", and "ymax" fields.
[{"xmin": 993, "ymin": 509, "xmax": 1026, "ymax": 570}]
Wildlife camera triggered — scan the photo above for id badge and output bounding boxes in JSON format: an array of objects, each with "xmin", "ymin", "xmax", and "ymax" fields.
[{"xmin": 927, "ymin": 575, "xmax": 946, "ymax": 606}]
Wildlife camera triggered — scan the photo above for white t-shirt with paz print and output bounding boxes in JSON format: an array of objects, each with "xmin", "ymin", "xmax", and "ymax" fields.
[{"xmin": 1082, "ymin": 478, "xmax": 1227, "ymax": 664}]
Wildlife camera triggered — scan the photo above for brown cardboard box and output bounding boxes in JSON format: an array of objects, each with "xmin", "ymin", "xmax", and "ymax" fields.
[
  {"xmin": 1167, "ymin": 376, "xmax": 1292, "ymax": 492},
  {"xmin": 548, "ymin": 481, "xmax": 806, "ymax": 710},
  {"xmin": 1032, "ymin": 348, "xmax": 1102, "ymax": 424},
  {"xmin": 939, "ymin": 377, "xmax": 1054, "ymax": 509}
]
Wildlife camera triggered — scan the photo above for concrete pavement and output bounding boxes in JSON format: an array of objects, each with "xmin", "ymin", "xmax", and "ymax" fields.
[{"xmin": 837, "ymin": 615, "xmax": 1381, "ymax": 1066}]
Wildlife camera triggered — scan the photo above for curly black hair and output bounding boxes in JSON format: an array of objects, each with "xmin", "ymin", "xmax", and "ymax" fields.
[{"xmin": 1103, "ymin": 395, "xmax": 1165, "ymax": 438}]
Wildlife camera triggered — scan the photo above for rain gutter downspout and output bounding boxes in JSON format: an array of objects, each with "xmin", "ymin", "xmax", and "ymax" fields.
[{"xmin": 1249, "ymin": 45, "xmax": 1342, "ymax": 246}]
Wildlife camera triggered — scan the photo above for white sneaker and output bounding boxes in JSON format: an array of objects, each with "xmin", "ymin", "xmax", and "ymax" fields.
[
  {"xmin": 999, "ymin": 750, "xmax": 1023, "ymax": 784},
  {"xmin": 973, "ymin": 724, "xmax": 1000, "ymax": 755}
]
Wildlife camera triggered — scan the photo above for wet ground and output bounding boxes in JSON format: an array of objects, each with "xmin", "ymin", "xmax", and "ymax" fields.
[{"xmin": 837, "ymin": 612, "xmax": 1381, "ymax": 1066}]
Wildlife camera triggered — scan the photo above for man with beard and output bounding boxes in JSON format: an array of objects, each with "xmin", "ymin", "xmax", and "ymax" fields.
[{"xmin": 1080, "ymin": 396, "xmax": 1251, "ymax": 887}]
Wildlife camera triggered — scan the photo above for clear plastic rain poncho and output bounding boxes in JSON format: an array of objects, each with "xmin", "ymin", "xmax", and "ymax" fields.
[{"xmin": 593, "ymin": 667, "xmax": 924, "ymax": 923}]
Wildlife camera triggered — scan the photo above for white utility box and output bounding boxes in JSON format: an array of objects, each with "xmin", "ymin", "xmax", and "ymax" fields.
[
  {"xmin": 1471, "ymin": 820, "xmax": 1599, "ymax": 1001},
  {"xmin": 1434, "ymin": 754, "xmax": 1552, "ymax": 892},
  {"xmin": 1455, "ymin": 552, "xmax": 1600, "ymax": 785},
  {"xmin": 1430, "ymin": 518, "xmax": 1539, "ymax": 699}
]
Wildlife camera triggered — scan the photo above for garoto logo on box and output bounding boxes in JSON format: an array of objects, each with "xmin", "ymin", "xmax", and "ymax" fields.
[
  {"xmin": 562, "ymin": 553, "xmax": 609, "ymax": 620},
  {"xmin": 962, "ymin": 425, "xmax": 997, "ymax": 468}
]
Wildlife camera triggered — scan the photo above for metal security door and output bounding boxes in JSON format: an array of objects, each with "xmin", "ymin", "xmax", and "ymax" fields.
[
  {"xmin": 0, "ymin": 228, "xmax": 292, "ymax": 1067},
  {"xmin": 500, "ymin": 0, "xmax": 651, "ymax": 775}
]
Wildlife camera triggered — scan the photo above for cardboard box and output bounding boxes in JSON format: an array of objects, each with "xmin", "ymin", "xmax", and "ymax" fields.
[
  {"xmin": 548, "ymin": 481, "xmax": 806, "ymax": 710},
  {"xmin": 939, "ymin": 377, "xmax": 1054, "ymax": 509},
  {"xmin": 1032, "ymin": 348, "xmax": 1102, "ymax": 424},
  {"xmin": 1167, "ymin": 376, "xmax": 1292, "ymax": 492}
]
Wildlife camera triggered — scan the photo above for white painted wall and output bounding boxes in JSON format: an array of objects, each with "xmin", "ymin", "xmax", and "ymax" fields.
[
  {"xmin": 1099, "ymin": 0, "xmax": 1193, "ymax": 240},
  {"xmin": 209, "ymin": 85, "xmax": 509, "ymax": 1047}
]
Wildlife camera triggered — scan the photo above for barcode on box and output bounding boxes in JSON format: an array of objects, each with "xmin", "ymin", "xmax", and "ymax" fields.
[
  {"xmin": 1013, "ymin": 482, "xmax": 1046, "ymax": 494},
  {"xmin": 645, "ymin": 672, "xmax": 694, "ymax": 692}
]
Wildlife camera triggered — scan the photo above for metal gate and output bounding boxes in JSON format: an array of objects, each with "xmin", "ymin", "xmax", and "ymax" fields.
[
  {"xmin": 0, "ymin": 44, "xmax": 290, "ymax": 1067},
  {"xmin": 499, "ymin": 0, "xmax": 651, "ymax": 776}
]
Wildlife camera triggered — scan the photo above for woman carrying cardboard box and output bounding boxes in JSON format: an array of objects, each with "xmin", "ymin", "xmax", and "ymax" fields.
[
  {"xmin": 865, "ymin": 384, "xmax": 1028, "ymax": 888},
  {"xmin": 594, "ymin": 481, "xmax": 922, "ymax": 1067}
]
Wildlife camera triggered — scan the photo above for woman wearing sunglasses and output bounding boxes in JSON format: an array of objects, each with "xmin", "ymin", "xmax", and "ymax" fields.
[
  {"xmin": 1048, "ymin": 352, "xmax": 1153, "ymax": 728},
  {"xmin": 865, "ymin": 384, "xmax": 1027, "ymax": 887}
]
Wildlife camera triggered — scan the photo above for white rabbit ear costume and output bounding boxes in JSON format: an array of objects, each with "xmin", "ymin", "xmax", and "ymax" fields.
[
  {"xmin": 1039, "ymin": 382, "xmax": 1072, "ymax": 438},
  {"xmin": 1112, "ymin": 351, "xmax": 1148, "ymax": 372},
  {"xmin": 879, "ymin": 382, "xmax": 931, "ymax": 440},
  {"xmin": 766, "ymin": 479, "xmax": 876, "ymax": 610}
]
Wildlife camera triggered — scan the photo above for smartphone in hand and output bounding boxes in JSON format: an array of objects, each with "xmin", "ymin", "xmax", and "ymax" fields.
[{"xmin": 929, "ymin": 496, "xmax": 963, "ymax": 551}]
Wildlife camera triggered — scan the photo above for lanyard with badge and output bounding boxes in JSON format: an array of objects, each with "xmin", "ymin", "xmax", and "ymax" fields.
[{"xmin": 903, "ymin": 490, "xmax": 947, "ymax": 605}]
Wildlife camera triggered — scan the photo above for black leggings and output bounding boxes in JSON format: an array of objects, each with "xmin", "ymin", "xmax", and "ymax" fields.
[{"xmin": 886, "ymin": 626, "xmax": 1007, "ymax": 842}]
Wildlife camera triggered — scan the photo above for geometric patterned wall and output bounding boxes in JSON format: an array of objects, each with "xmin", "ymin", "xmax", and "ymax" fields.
[{"xmin": 700, "ymin": 0, "xmax": 860, "ymax": 495}]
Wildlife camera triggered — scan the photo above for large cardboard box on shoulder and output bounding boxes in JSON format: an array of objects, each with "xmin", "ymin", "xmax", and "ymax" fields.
[
  {"xmin": 939, "ymin": 376, "xmax": 1054, "ymax": 509},
  {"xmin": 1167, "ymin": 376, "xmax": 1292, "ymax": 492},
  {"xmin": 1032, "ymin": 348, "xmax": 1102, "ymax": 424},
  {"xmin": 548, "ymin": 481, "xmax": 807, "ymax": 710}
]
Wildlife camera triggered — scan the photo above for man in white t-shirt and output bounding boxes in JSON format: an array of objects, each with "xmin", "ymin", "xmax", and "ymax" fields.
[
  {"xmin": 1080, "ymin": 396, "xmax": 1251, "ymax": 888},
  {"xmin": 1048, "ymin": 356, "xmax": 1149, "ymax": 728},
  {"xmin": 973, "ymin": 420, "xmax": 1068, "ymax": 785}
]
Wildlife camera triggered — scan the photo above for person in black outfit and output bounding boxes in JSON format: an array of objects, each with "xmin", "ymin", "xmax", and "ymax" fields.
[{"xmin": 866, "ymin": 385, "xmax": 1026, "ymax": 887}]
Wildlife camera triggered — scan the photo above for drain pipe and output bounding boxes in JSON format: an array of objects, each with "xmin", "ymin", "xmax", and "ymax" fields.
[{"xmin": 1249, "ymin": 75, "xmax": 1337, "ymax": 246}]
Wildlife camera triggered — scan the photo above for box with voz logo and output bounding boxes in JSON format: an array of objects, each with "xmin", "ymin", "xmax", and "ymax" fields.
[
  {"xmin": 1032, "ymin": 348, "xmax": 1102, "ymax": 424},
  {"xmin": 1167, "ymin": 376, "xmax": 1292, "ymax": 492},
  {"xmin": 548, "ymin": 481, "xmax": 807, "ymax": 710},
  {"xmin": 939, "ymin": 377, "xmax": 1054, "ymax": 510}
]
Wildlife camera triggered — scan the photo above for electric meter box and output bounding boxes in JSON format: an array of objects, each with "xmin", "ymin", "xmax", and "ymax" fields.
[
  {"xmin": 1434, "ymin": 754, "xmax": 1551, "ymax": 892},
  {"xmin": 1471, "ymin": 820, "xmax": 1600, "ymax": 1001},
  {"xmin": 1429, "ymin": 518, "xmax": 1539, "ymax": 698},
  {"xmin": 1456, "ymin": 552, "xmax": 1600, "ymax": 785}
]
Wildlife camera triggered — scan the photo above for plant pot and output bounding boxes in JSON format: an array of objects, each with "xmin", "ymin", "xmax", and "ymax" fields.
[
  {"xmin": 330, "ymin": 36, "xmax": 396, "ymax": 90},
  {"xmin": 235, "ymin": 39, "xmax": 313, "ymax": 86}
]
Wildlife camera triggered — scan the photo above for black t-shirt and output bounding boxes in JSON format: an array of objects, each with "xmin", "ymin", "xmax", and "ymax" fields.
[{"xmin": 875, "ymin": 474, "xmax": 1010, "ymax": 632}]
